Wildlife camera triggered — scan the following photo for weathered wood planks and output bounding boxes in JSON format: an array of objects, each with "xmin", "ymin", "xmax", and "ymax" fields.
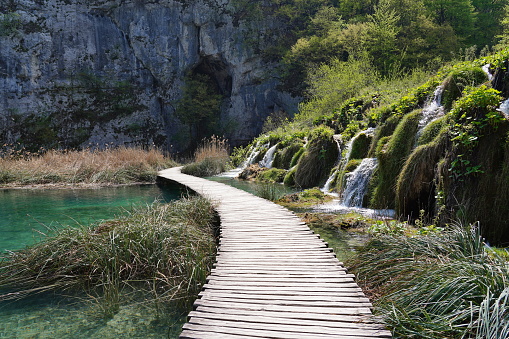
[{"xmin": 158, "ymin": 167, "xmax": 392, "ymax": 339}]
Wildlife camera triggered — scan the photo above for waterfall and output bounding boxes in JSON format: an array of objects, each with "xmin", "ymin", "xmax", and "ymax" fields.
[
  {"xmin": 416, "ymin": 86, "xmax": 444, "ymax": 139},
  {"xmin": 241, "ymin": 141, "xmax": 264, "ymax": 168},
  {"xmin": 259, "ymin": 143, "xmax": 278, "ymax": 168},
  {"xmin": 321, "ymin": 169, "xmax": 338, "ymax": 194},
  {"xmin": 498, "ymin": 98, "xmax": 509, "ymax": 120},
  {"xmin": 340, "ymin": 158, "xmax": 378, "ymax": 208},
  {"xmin": 321, "ymin": 128, "xmax": 375, "ymax": 195},
  {"xmin": 482, "ymin": 64, "xmax": 493, "ymax": 81}
]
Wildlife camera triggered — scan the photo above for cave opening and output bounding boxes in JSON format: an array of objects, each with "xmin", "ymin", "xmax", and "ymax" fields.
[{"xmin": 192, "ymin": 55, "xmax": 232, "ymax": 97}]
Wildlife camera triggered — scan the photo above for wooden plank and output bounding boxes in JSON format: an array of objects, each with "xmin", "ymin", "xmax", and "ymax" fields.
[
  {"xmin": 193, "ymin": 300, "xmax": 372, "ymax": 315},
  {"xmin": 187, "ymin": 310, "xmax": 385, "ymax": 331},
  {"xmin": 195, "ymin": 295, "xmax": 372, "ymax": 308},
  {"xmin": 181, "ymin": 323, "xmax": 379, "ymax": 339},
  {"xmin": 198, "ymin": 291, "xmax": 371, "ymax": 303},
  {"xmin": 185, "ymin": 317, "xmax": 391, "ymax": 338}
]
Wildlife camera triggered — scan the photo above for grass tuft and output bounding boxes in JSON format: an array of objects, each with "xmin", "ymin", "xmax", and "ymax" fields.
[
  {"xmin": 0, "ymin": 196, "xmax": 217, "ymax": 316},
  {"xmin": 181, "ymin": 136, "xmax": 231, "ymax": 177},
  {"xmin": 349, "ymin": 223, "xmax": 509, "ymax": 338}
]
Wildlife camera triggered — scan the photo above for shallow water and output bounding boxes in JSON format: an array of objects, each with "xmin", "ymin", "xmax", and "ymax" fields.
[{"xmin": 0, "ymin": 183, "xmax": 186, "ymax": 338}]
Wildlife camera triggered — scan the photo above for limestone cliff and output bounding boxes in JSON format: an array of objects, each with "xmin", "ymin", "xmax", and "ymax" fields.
[{"xmin": 0, "ymin": 0, "xmax": 297, "ymax": 151}]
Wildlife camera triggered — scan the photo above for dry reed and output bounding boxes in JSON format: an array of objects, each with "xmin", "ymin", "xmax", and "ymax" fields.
[
  {"xmin": 0, "ymin": 146, "xmax": 177, "ymax": 186},
  {"xmin": 181, "ymin": 136, "xmax": 231, "ymax": 177}
]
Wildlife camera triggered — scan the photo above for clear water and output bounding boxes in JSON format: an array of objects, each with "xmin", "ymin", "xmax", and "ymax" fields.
[
  {"xmin": 0, "ymin": 183, "xmax": 186, "ymax": 339},
  {"xmin": 0, "ymin": 184, "xmax": 182, "ymax": 253}
]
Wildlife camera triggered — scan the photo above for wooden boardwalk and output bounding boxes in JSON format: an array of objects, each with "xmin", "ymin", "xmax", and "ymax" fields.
[{"xmin": 158, "ymin": 167, "xmax": 391, "ymax": 339}]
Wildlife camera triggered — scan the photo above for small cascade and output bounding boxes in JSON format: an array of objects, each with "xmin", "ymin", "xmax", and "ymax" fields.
[
  {"xmin": 498, "ymin": 98, "xmax": 509, "ymax": 120},
  {"xmin": 338, "ymin": 128, "xmax": 375, "ymax": 173},
  {"xmin": 482, "ymin": 64, "xmax": 493, "ymax": 81},
  {"xmin": 321, "ymin": 169, "xmax": 338, "ymax": 195},
  {"xmin": 259, "ymin": 143, "xmax": 278, "ymax": 168},
  {"xmin": 242, "ymin": 141, "xmax": 263, "ymax": 168},
  {"xmin": 340, "ymin": 158, "xmax": 378, "ymax": 208},
  {"xmin": 416, "ymin": 86, "xmax": 444, "ymax": 140}
]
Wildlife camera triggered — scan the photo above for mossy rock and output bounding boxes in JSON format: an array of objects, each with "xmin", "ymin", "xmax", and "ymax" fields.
[
  {"xmin": 257, "ymin": 168, "xmax": 287, "ymax": 183},
  {"xmin": 289, "ymin": 147, "xmax": 305, "ymax": 168},
  {"xmin": 294, "ymin": 132, "xmax": 339, "ymax": 189},
  {"xmin": 273, "ymin": 143, "xmax": 303, "ymax": 169},
  {"xmin": 396, "ymin": 132, "xmax": 448, "ymax": 218},
  {"xmin": 349, "ymin": 133, "xmax": 372, "ymax": 160},
  {"xmin": 439, "ymin": 122, "xmax": 509, "ymax": 245},
  {"xmin": 368, "ymin": 115, "xmax": 400, "ymax": 157},
  {"xmin": 441, "ymin": 66, "xmax": 488, "ymax": 110},
  {"xmin": 417, "ymin": 115, "xmax": 449, "ymax": 146},
  {"xmin": 335, "ymin": 159, "xmax": 362, "ymax": 192},
  {"xmin": 370, "ymin": 110, "xmax": 422, "ymax": 209},
  {"xmin": 283, "ymin": 166, "xmax": 297, "ymax": 186}
]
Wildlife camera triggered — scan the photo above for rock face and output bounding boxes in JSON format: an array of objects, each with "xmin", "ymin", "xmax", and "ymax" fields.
[{"xmin": 0, "ymin": 0, "xmax": 297, "ymax": 151}]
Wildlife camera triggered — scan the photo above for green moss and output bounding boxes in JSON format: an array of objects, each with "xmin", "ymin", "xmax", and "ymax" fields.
[
  {"xmin": 294, "ymin": 126, "xmax": 339, "ymax": 188},
  {"xmin": 349, "ymin": 133, "xmax": 372, "ymax": 160},
  {"xmin": 289, "ymin": 147, "xmax": 305, "ymax": 168},
  {"xmin": 283, "ymin": 166, "xmax": 297, "ymax": 186},
  {"xmin": 371, "ymin": 110, "xmax": 422, "ymax": 209},
  {"xmin": 273, "ymin": 142, "xmax": 303, "ymax": 169},
  {"xmin": 368, "ymin": 115, "xmax": 401, "ymax": 157},
  {"xmin": 396, "ymin": 130, "xmax": 448, "ymax": 218},
  {"xmin": 417, "ymin": 115, "xmax": 449, "ymax": 146},
  {"xmin": 441, "ymin": 66, "xmax": 489, "ymax": 110},
  {"xmin": 257, "ymin": 168, "xmax": 287, "ymax": 183}
]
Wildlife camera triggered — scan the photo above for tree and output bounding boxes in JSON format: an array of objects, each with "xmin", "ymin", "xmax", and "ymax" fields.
[
  {"xmin": 174, "ymin": 73, "xmax": 223, "ymax": 142},
  {"xmin": 423, "ymin": 0, "xmax": 476, "ymax": 43}
]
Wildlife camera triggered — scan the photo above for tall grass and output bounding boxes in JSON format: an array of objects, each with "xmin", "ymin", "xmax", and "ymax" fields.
[
  {"xmin": 0, "ymin": 196, "xmax": 217, "ymax": 316},
  {"xmin": 181, "ymin": 136, "xmax": 231, "ymax": 177},
  {"xmin": 348, "ymin": 223, "xmax": 509, "ymax": 338},
  {"xmin": 0, "ymin": 146, "xmax": 176, "ymax": 186}
]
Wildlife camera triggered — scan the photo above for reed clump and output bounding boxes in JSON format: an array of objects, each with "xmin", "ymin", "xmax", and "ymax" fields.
[
  {"xmin": 349, "ymin": 224, "xmax": 509, "ymax": 338},
  {"xmin": 0, "ymin": 196, "xmax": 217, "ymax": 316},
  {"xmin": 181, "ymin": 136, "xmax": 231, "ymax": 177},
  {"xmin": 0, "ymin": 146, "xmax": 176, "ymax": 186}
]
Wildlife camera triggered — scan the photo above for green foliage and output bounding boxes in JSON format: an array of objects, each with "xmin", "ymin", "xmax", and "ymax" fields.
[
  {"xmin": 174, "ymin": 72, "xmax": 223, "ymax": 142},
  {"xmin": 296, "ymin": 57, "xmax": 378, "ymax": 124},
  {"xmin": 441, "ymin": 66, "xmax": 489, "ymax": 110}
]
